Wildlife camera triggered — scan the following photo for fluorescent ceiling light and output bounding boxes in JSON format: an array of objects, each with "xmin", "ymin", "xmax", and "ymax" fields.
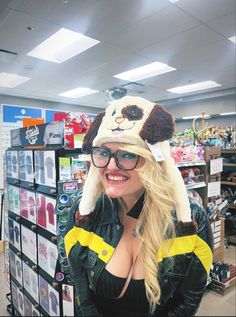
[
  {"xmin": 59, "ymin": 87, "xmax": 99, "ymax": 98},
  {"xmin": 27, "ymin": 28, "xmax": 100, "ymax": 63},
  {"xmin": 228, "ymin": 36, "xmax": 236, "ymax": 44},
  {"xmin": 219, "ymin": 112, "xmax": 236, "ymax": 116},
  {"xmin": 114, "ymin": 62, "xmax": 176, "ymax": 81},
  {"xmin": 169, "ymin": 0, "xmax": 179, "ymax": 3},
  {"xmin": 0, "ymin": 72, "xmax": 31, "ymax": 88},
  {"xmin": 182, "ymin": 114, "xmax": 211, "ymax": 120},
  {"xmin": 167, "ymin": 81, "xmax": 221, "ymax": 94}
]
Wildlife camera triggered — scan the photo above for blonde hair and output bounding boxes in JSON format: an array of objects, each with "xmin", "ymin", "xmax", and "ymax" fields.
[
  {"xmin": 119, "ymin": 144, "xmax": 176, "ymax": 313},
  {"xmin": 95, "ymin": 143, "xmax": 176, "ymax": 313}
]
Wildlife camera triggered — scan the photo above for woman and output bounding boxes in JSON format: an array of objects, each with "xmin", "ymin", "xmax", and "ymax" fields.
[{"xmin": 65, "ymin": 96, "xmax": 213, "ymax": 316}]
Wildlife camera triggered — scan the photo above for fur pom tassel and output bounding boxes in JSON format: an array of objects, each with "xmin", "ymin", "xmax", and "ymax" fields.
[{"xmin": 175, "ymin": 220, "xmax": 198, "ymax": 236}]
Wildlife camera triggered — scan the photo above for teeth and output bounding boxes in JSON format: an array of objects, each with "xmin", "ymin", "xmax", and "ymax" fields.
[{"xmin": 107, "ymin": 175, "xmax": 127, "ymax": 181}]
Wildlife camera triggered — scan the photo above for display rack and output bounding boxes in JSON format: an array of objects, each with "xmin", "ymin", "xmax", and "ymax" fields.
[
  {"xmin": 221, "ymin": 148, "xmax": 236, "ymax": 245},
  {"xmin": 5, "ymin": 121, "xmax": 90, "ymax": 316}
]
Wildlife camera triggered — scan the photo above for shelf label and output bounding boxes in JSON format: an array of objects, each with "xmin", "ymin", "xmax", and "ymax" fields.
[
  {"xmin": 210, "ymin": 157, "xmax": 223, "ymax": 175},
  {"xmin": 208, "ymin": 181, "xmax": 221, "ymax": 198}
]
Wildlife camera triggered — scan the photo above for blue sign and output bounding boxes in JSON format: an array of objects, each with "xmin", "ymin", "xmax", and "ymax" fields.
[
  {"xmin": 2, "ymin": 105, "xmax": 43, "ymax": 123},
  {"xmin": 45, "ymin": 109, "xmax": 66, "ymax": 123}
]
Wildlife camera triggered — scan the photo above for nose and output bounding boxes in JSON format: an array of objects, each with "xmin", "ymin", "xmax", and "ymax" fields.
[
  {"xmin": 107, "ymin": 157, "xmax": 118, "ymax": 169},
  {"xmin": 115, "ymin": 116, "xmax": 124, "ymax": 124}
]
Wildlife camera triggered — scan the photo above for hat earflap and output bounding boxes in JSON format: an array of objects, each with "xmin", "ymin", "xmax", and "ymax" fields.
[
  {"xmin": 158, "ymin": 141, "xmax": 191, "ymax": 222},
  {"xmin": 79, "ymin": 164, "xmax": 101, "ymax": 215}
]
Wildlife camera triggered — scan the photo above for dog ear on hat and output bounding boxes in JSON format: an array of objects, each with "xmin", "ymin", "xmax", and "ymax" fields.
[
  {"xmin": 82, "ymin": 112, "xmax": 105, "ymax": 153},
  {"xmin": 140, "ymin": 104, "xmax": 175, "ymax": 144}
]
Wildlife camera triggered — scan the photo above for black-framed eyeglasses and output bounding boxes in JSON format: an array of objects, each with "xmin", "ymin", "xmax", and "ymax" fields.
[{"xmin": 91, "ymin": 147, "xmax": 140, "ymax": 171}]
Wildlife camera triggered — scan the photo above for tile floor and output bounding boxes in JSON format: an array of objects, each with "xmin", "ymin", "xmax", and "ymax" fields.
[{"xmin": 0, "ymin": 246, "xmax": 235, "ymax": 316}]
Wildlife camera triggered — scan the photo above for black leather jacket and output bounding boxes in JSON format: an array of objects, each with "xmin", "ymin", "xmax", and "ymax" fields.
[{"xmin": 65, "ymin": 194, "xmax": 213, "ymax": 317}]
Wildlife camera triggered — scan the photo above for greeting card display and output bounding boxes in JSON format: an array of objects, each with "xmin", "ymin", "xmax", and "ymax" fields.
[
  {"xmin": 20, "ymin": 188, "xmax": 36, "ymax": 223},
  {"xmin": 11, "ymin": 280, "xmax": 25, "ymax": 316},
  {"xmin": 8, "ymin": 218, "xmax": 21, "ymax": 251},
  {"xmin": 24, "ymin": 294, "xmax": 41, "ymax": 316},
  {"xmin": 62, "ymin": 284, "xmax": 74, "ymax": 316},
  {"xmin": 35, "ymin": 150, "xmax": 56, "ymax": 187},
  {"xmin": 7, "ymin": 184, "xmax": 20, "ymax": 215},
  {"xmin": 36, "ymin": 193, "xmax": 57, "ymax": 234},
  {"xmin": 18, "ymin": 150, "xmax": 34, "ymax": 183},
  {"xmin": 39, "ymin": 275, "xmax": 60, "ymax": 316},
  {"xmin": 38, "ymin": 234, "xmax": 57, "ymax": 278},
  {"xmin": 6, "ymin": 150, "xmax": 19, "ymax": 180},
  {"xmin": 22, "ymin": 261, "xmax": 39, "ymax": 302},
  {"xmin": 21, "ymin": 225, "xmax": 37, "ymax": 264},
  {"xmin": 9, "ymin": 249, "xmax": 23, "ymax": 285}
]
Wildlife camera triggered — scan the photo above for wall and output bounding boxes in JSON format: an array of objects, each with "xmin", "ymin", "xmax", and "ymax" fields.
[
  {"xmin": 0, "ymin": 94, "xmax": 102, "ymax": 115},
  {"xmin": 160, "ymin": 88, "xmax": 236, "ymax": 132}
]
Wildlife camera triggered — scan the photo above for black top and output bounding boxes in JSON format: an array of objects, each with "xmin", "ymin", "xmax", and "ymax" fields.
[{"xmin": 94, "ymin": 268, "xmax": 149, "ymax": 317}]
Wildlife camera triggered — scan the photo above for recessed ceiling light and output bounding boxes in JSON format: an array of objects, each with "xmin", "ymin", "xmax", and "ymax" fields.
[
  {"xmin": 228, "ymin": 35, "xmax": 236, "ymax": 44},
  {"xmin": 114, "ymin": 62, "xmax": 176, "ymax": 82},
  {"xmin": 168, "ymin": 0, "xmax": 179, "ymax": 3},
  {"xmin": 59, "ymin": 87, "xmax": 99, "ymax": 98},
  {"xmin": 219, "ymin": 112, "xmax": 236, "ymax": 116},
  {"xmin": 27, "ymin": 28, "xmax": 100, "ymax": 63},
  {"xmin": 167, "ymin": 81, "xmax": 221, "ymax": 94},
  {"xmin": 182, "ymin": 114, "xmax": 211, "ymax": 120},
  {"xmin": 0, "ymin": 72, "xmax": 31, "ymax": 88}
]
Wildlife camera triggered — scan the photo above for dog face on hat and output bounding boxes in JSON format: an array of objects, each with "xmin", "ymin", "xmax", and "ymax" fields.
[{"xmin": 82, "ymin": 96, "xmax": 175, "ymax": 153}]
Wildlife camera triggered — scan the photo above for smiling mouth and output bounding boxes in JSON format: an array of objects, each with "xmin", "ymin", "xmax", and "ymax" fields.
[{"xmin": 106, "ymin": 174, "xmax": 128, "ymax": 181}]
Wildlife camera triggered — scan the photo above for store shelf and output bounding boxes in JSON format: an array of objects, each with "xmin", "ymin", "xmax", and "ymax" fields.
[
  {"xmin": 223, "ymin": 163, "xmax": 236, "ymax": 167},
  {"xmin": 176, "ymin": 161, "xmax": 206, "ymax": 167},
  {"xmin": 221, "ymin": 149, "xmax": 236, "ymax": 154},
  {"xmin": 186, "ymin": 182, "xmax": 206, "ymax": 190},
  {"xmin": 221, "ymin": 181, "xmax": 236, "ymax": 186}
]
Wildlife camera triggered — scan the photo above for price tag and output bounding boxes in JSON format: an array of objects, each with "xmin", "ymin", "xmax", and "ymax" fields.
[
  {"xmin": 146, "ymin": 142, "xmax": 165, "ymax": 161},
  {"xmin": 210, "ymin": 158, "xmax": 223, "ymax": 175}
]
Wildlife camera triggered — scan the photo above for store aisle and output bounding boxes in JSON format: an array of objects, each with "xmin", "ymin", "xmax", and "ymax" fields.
[{"xmin": 0, "ymin": 246, "xmax": 235, "ymax": 316}]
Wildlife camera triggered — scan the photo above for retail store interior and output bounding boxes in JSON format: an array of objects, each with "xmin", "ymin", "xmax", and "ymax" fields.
[{"xmin": 0, "ymin": 0, "xmax": 235, "ymax": 316}]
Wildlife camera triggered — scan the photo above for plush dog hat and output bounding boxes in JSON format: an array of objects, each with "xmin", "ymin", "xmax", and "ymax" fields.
[{"xmin": 79, "ymin": 96, "xmax": 191, "ymax": 222}]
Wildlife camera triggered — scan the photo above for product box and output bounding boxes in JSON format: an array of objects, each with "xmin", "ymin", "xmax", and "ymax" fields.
[
  {"xmin": 211, "ymin": 218, "xmax": 225, "ymax": 262},
  {"xmin": 9, "ymin": 248, "xmax": 23, "ymax": 285},
  {"xmin": 38, "ymin": 234, "xmax": 57, "ymax": 278},
  {"xmin": 23, "ymin": 294, "xmax": 41, "ymax": 316},
  {"xmin": 36, "ymin": 193, "xmax": 57, "ymax": 234},
  {"xmin": 22, "ymin": 260, "xmax": 39, "ymax": 302},
  {"xmin": 6, "ymin": 150, "xmax": 19, "ymax": 180},
  {"xmin": 8, "ymin": 217, "xmax": 21, "ymax": 251},
  {"xmin": 11, "ymin": 280, "xmax": 25, "ymax": 316},
  {"xmin": 18, "ymin": 150, "xmax": 34, "ymax": 183},
  {"xmin": 20, "ymin": 188, "xmax": 36, "ymax": 223},
  {"xmin": 21, "ymin": 225, "xmax": 37, "ymax": 264},
  {"xmin": 35, "ymin": 150, "xmax": 56, "ymax": 188},
  {"xmin": 62, "ymin": 284, "xmax": 74, "ymax": 316},
  {"xmin": 39, "ymin": 275, "xmax": 60, "ymax": 316},
  {"xmin": 7, "ymin": 185, "xmax": 20, "ymax": 215}
]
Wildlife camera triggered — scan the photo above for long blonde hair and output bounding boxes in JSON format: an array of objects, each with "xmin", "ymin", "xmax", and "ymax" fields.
[
  {"xmin": 118, "ymin": 144, "xmax": 176, "ymax": 313},
  {"xmin": 95, "ymin": 143, "xmax": 176, "ymax": 313}
]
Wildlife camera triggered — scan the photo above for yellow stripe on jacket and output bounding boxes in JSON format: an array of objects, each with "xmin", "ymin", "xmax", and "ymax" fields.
[{"xmin": 65, "ymin": 228, "xmax": 212, "ymax": 273}]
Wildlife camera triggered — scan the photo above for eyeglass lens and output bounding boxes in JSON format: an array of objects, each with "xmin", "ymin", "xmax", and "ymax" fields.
[{"xmin": 91, "ymin": 147, "xmax": 139, "ymax": 170}]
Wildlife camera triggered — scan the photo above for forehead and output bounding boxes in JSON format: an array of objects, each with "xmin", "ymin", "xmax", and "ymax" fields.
[{"xmin": 102, "ymin": 142, "xmax": 124, "ymax": 151}]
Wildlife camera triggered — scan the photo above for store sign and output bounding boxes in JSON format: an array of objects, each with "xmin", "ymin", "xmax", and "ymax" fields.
[
  {"xmin": 2, "ymin": 105, "xmax": 43, "ymax": 123},
  {"xmin": 45, "ymin": 109, "xmax": 66, "ymax": 123}
]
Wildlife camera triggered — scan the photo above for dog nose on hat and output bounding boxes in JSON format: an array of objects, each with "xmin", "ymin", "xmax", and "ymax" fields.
[{"xmin": 115, "ymin": 116, "xmax": 124, "ymax": 124}]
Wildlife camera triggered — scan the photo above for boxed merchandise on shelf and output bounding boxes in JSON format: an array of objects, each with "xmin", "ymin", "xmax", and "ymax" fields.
[
  {"xmin": 210, "ymin": 218, "xmax": 225, "ymax": 262},
  {"xmin": 4, "ymin": 121, "xmax": 92, "ymax": 316}
]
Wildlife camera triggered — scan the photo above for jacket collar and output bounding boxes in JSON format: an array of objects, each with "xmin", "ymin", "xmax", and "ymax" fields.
[{"xmin": 99, "ymin": 192, "xmax": 145, "ymax": 225}]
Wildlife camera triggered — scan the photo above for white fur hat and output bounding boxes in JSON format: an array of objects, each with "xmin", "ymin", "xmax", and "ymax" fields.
[{"xmin": 79, "ymin": 96, "xmax": 191, "ymax": 222}]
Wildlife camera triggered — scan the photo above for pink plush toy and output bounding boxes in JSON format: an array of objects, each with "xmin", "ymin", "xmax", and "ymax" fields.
[{"xmin": 170, "ymin": 147, "xmax": 184, "ymax": 162}]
